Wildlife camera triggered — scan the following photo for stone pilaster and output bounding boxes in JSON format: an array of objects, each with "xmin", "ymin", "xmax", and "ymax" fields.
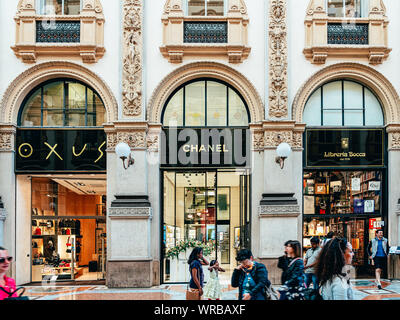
[
  {"xmin": 0, "ymin": 124, "xmax": 16, "ymax": 152},
  {"xmin": 268, "ymin": 0, "xmax": 288, "ymax": 119},
  {"xmin": 122, "ymin": 0, "xmax": 143, "ymax": 118}
]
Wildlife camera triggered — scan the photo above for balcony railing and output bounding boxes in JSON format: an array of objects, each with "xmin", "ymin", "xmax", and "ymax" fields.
[
  {"xmin": 327, "ymin": 23, "xmax": 368, "ymax": 45},
  {"xmin": 36, "ymin": 21, "xmax": 81, "ymax": 43},
  {"xmin": 184, "ymin": 22, "xmax": 227, "ymax": 44}
]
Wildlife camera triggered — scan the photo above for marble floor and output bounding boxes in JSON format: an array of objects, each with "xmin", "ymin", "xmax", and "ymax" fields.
[{"xmin": 20, "ymin": 279, "xmax": 400, "ymax": 301}]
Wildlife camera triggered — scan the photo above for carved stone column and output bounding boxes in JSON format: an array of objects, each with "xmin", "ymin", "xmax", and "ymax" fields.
[
  {"xmin": 0, "ymin": 125, "xmax": 16, "ymax": 152},
  {"xmin": 122, "ymin": 0, "xmax": 144, "ymax": 118},
  {"xmin": 268, "ymin": 0, "xmax": 288, "ymax": 119},
  {"xmin": 256, "ymin": 121, "xmax": 305, "ymax": 284},
  {"xmin": 104, "ymin": 121, "xmax": 156, "ymax": 287}
]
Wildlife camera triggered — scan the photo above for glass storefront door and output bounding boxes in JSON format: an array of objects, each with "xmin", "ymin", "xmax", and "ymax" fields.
[{"xmin": 162, "ymin": 169, "xmax": 250, "ymax": 283}]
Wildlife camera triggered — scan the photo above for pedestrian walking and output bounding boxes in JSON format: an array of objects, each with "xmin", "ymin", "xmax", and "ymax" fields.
[
  {"xmin": 368, "ymin": 229, "xmax": 390, "ymax": 290},
  {"xmin": 231, "ymin": 249, "xmax": 270, "ymax": 300},
  {"xmin": 278, "ymin": 240, "xmax": 306, "ymax": 300},
  {"xmin": 203, "ymin": 259, "xmax": 225, "ymax": 300},
  {"xmin": 186, "ymin": 247, "xmax": 209, "ymax": 300},
  {"xmin": 316, "ymin": 238, "xmax": 354, "ymax": 300},
  {"xmin": 304, "ymin": 237, "xmax": 322, "ymax": 289},
  {"xmin": 0, "ymin": 246, "xmax": 19, "ymax": 300},
  {"xmin": 321, "ymin": 231, "xmax": 335, "ymax": 247},
  {"xmin": 277, "ymin": 241, "xmax": 290, "ymax": 285}
]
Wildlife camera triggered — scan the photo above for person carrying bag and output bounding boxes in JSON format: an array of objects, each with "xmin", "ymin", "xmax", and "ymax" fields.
[{"xmin": 186, "ymin": 247, "xmax": 209, "ymax": 300}]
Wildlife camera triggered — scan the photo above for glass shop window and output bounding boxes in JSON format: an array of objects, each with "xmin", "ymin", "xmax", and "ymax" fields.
[
  {"xmin": 39, "ymin": 0, "xmax": 82, "ymax": 15},
  {"xmin": 303, "ymin": 80, "xmax": 384, "ymax": 127},
  {"xmin": 303, "ymin": 171, "xmax": 382, "ymax": 216},
  {"xmin": 187, "ymin": 0, "xmax": 225, "ymax": 16},
  {"xmin": 19, "ymin": 79, "xmax": 106, "ymax": 127},
  {"xmin": 326, "ymin": 0, "xmax": 369, "ymax": 18}
]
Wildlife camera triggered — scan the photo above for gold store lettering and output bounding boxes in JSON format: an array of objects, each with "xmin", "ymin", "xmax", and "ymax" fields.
[{"xmin": 324, "ymin": 151, "xmax": 366, "ymax": 158}]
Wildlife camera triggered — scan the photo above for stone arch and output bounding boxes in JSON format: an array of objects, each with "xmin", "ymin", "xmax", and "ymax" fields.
[
  {"xmin": 147, "ymin": 61, "xmax": 264, "ymax": 124},
  {"xmin": 0, "ymin": 61, "xmax": 118, "ymax": 125},
  {"xmin": 292, "ymin": 62, "xmax": 400, "ymax": 125}
]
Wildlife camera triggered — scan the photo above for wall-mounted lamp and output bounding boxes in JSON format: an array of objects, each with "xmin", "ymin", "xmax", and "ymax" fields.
[
  {"xmin": 275, "ymin": 142, "xmax": 291, "ymax": 169},
  {"xmin": 115, "ymin": 142, "xmax": 134, "ymax": 170}
]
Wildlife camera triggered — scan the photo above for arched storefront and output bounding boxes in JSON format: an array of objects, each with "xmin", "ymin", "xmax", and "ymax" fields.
[
  {"xmin": 293, "ymin": 63, "xmax": 399, "ymax": 279},
  {"xmin": 160, "ymin": 78, "xmax": 252, "ymax": 284},
  {"xmin": 0, "ymin": 62, "xmax": 117, "ymax": 285}
]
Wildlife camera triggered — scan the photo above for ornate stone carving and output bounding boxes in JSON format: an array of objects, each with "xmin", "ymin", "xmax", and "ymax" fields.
[
  {"xmin": 0, "ymin": 133, "xmax": 13, "ymax": 152},
  {"xmin": 264, "ymin": 130, "xmax": 291, "ymax": 148},
  {"xmin": 146, "ymin": 135, "xmax": 159, "ymax": 152},
  {"xmin": 268, "ymin": 0, "xmax": 288, "ymax": 119},
  {"xmin": 258, "ymin": 205, "xmax": 301, "ymax": 217},
  {"xmin": 108, "ymin": 207, "xmax": 152, "ymax": 219},
  {"xmin": 252, "ymin": 132, "xmax": 265, "ymax": 151},
  {"xmin": 122, "ymin": 0, "xmax": 143, "ymax": 117},
  {"xmin": 107, "ymin": 131, "xmax": 146, "ymax": 150},
  {"xmin": 389, "ymin": 132, "xmax": 400, "ymax": 150}
]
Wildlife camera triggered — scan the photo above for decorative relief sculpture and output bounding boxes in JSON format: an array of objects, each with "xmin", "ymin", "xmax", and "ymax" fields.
[
  {"xmin": 0, "ymin": 133, "xmax": 13, "ymax": 152},
  {"xmin": 122, "ymin": 0, "xmax": 143, "ymax": 117},
  {"xmin": 268, "ymin": 0, "xmax": 288, "ymax": 119},
  {"xmin": 107, "ymin": 131, "xmax": 146, "ymax": 150}
]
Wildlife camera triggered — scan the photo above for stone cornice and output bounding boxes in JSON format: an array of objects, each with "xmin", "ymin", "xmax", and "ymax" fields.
[{"xmin": 258, "ymin": 205, "xmax": 301, "ymax": 217}]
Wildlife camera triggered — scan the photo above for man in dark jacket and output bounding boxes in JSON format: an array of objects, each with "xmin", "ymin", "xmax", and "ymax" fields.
[{"xmin": 231, "ymin": 249, "xmax": 270, "ymax": 300}]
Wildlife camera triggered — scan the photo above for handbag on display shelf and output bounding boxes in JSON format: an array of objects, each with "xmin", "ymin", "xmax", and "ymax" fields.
[
  {"xmin": 66, "ymin": 236, "xmax": 72, "ymax": 253},
  {"xmin": 34, "ymin": 227, "xmax": 41, "ymax": 235}
]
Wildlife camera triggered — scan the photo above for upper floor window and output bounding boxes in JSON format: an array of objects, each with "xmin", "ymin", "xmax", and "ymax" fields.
[
  {"xmin": 186, "ymin": 0, "xmax": 225, "ymax": 16},
  {"xmin": 19, "ymin": 79, "xmax": 106, "ymax": 127},
  {"xmin": 326, "ymin": 0, "xmax": 369, "ymax": 18},
  {"xmin": 38, "ymin": 0, "xmax": 82, "ymax": 15},
  {"xmin": 162, "ymin": 79, "xmax": 249, "ymax": 127},
  {"xmin": 303, "ymin": 80, "xmax": 384, "ymax": 126}
]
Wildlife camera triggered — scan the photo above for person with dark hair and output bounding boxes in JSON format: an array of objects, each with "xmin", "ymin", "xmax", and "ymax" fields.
[
  {"xmin": 321, "ymin": 231, "xmax": 335, "ymax": 247},
  {"xmin": 203, "ymin": 259, "xmax": 225, "ymax": 300},
  {"xmin": 0, "ymin": 246, "xmax": 18, "ymax": 300},
  {"xmin": 368, "ymin": 229, "xmax": 389, "ymax": 290},
  {"xmin": 278, "ymin": 240, "xmax": 306, "ymax": 300},
  {"xmin": 187, "ymin": 247, "xmax": 209, "ymax": 300},
  {"xmin": 316, "ymin": 238, "xmax": 354, "ymax": 300},
  {"xmin": 304, "ymin": 237, "xmax": 321, "ymax": 290},
  {"xmin": 231, "ymin": 249, "xmax": 270, "ymax": 300},
  {"xmin": 277, "ymin": 240, "xmax": 291, "ymax": 284}
]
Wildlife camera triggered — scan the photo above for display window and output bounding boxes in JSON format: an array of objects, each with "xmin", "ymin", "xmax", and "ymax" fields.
[
  {"xmin": 30, "ymin": 177, "xmax": 107, "ymax": 282},
  {"xmin": 303, "ymin": 171, "xmax": 382, "ymax": 216},
  {"xmin": 162, "ymin": 170, "xmax": 250, "ymax": 284}
]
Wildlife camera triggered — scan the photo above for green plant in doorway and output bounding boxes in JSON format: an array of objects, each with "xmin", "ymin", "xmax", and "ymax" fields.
[{"xmin": 165, "ymin": 239, "xmax": 216, "ymax": 259}]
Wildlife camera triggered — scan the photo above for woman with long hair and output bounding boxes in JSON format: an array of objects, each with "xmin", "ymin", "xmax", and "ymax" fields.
[
  {"xmin": 278, "ymin": 240, "xmax": 306, "ymax": 300},
  {"xmin": 0, "ymin": 247, "xmax": 18, "ymax": 300},
  {"xmin": 187, "ymin": 247, "xmax": 209, "ymax": 300},
  {"xmin": 316, "ymin": 237, "xmax": 354, "ymax": 300}
]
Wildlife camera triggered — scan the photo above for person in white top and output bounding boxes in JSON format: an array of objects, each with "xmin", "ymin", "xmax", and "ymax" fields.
[{"xmin": 315, "ymin": 238, "xmax": 355, "ymax": 300}]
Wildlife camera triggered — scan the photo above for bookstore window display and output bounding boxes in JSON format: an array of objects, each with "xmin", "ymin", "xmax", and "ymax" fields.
[
  {"xmin": 303, "ymin": 170, "xmax": 384, "ymax": 275},
  {"xmin": 31, "ymin": 177, "xmax": 107, "ymax": 282}
]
